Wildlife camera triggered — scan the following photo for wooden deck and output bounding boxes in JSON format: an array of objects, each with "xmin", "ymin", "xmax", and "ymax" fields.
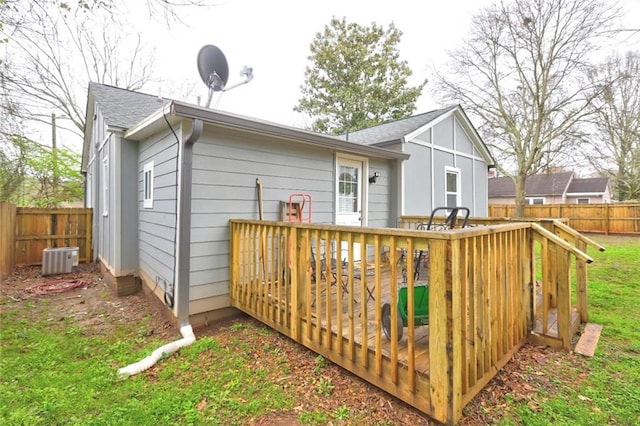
[
  {"xmin": 302, "ymin": 268, "xmax": 576, "ymax": 378},
  {"xmin": 230, "ymin": 219, "xmax": 599, "ymax": 425},
  {"xmin": 307, "ymin": 265, "xmax": 433, "ymax": 373}
]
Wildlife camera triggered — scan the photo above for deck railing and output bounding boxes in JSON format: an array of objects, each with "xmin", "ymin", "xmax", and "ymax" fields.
[
  {"xmin": 402, "ymin": 216, "xmax": 603, "ymax": 348},
  {"xmin": 229, "ymin": 219, "xmax": 593, "ymax": 425}
]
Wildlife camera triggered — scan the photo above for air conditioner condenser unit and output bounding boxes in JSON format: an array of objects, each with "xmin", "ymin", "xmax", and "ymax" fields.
[{"xmin": 42, "ymin": 247, "xmax": 79, "ymax": 276}]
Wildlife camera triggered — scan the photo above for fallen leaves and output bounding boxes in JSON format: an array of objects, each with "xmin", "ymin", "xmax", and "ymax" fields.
[{"xmin": 196, "ymin": 399, "xmax": 208, "ymax": 411}]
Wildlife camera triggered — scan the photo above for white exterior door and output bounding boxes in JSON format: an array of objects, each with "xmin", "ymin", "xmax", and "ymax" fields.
[{"xmin": 336, "ymin": 158, "xmax": 364, "ymax": 261}]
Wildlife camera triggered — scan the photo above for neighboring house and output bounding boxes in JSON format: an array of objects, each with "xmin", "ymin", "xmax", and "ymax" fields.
[
  {"xmin": 82, "ymin": 83, "xmax": 493, "ymax": 327},
  {"xmin": 488, "ymin": 172, "xmax": 612, "ymax": 205},
  {"xmin": 565, "ymin": 177, "xmax": 613, "ymax": 204},
  {"xmin": 342, "ymin": 105, "xmax": 495, "ymax": 218}
]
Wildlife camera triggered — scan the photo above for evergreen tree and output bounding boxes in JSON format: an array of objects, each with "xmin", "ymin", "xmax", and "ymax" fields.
[{"xmin": 295, "ymin": 17, "xmax": 426, "ymax": 135}]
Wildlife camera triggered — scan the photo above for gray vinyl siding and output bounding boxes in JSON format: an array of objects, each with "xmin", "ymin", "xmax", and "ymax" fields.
[
  {"xmin": 433, "ymin": 149, "xmax": 454, "ymax": 207},
  {"xmin": 458, "ymin": 156, "xmax": 474, "ymax": 209},
  {"xmin": 119, "ymin": 139, "xmax": 139, "ymax": 273},
  {"xmin": 454, "ymin": 120, "xmax": 475, "ymax": 155},
  {"xmin": 90, "ymin": 107, "xmax": 105, "ymax": 263},
  {"xmin": 414, "ymin": 128, "xmax": 431, "ymax": 144},
  {"xmin": 433, "ymin": 116, "xmax": 454, "ymax": 150},
  {"xmin": 404, "ymin": 141, "xmax": 432, "ymax": 215},
  {"xmin": 400, "ymin": 114, "xmax": 491, "ymax": 218},
  {"xmin": 474, "ymin": 158, "xmax": 489, "ymax": 215},
  {"xmin": 99, "ymin": 135, "xmax": 112, "ymax": 267},
  {"xmin": 189, "ymin": 128, "xmax": 336, "ymax": 311},
  {"xmin": 367, "ymin": 159, "xmax": 392, "ymax": 228},
  {"xmin": 138, "ymin": 128, "xmax": 179, "ymax": 291}
]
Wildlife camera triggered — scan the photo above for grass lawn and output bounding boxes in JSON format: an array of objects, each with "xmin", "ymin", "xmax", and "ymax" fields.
[
  {"xmin": 1, "ymin": 234, "xmax": 638, "ymax": 425},
  {"xmin": 492, "ymin": 234, "xmax": 640, "ymax": 425}
]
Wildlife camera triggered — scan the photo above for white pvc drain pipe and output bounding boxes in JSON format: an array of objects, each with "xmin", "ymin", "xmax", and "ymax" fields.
[{"xmin": 117, "ymin": 325, "xmax": 196, "ymax": 379}]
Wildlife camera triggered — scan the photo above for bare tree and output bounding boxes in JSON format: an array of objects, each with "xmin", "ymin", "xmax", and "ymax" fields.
[
  {"xmin": 586, "ymin": 51, "xmax": 640, "ymax": 201},
  {"xmin": 0, "ymin": 2, "xmax": 155, "ymax": 138},
  {"xmin": 431, "ymin": 0, "xmax": 620, "ymax": 216},
  {"xmin": 143, "ymin": 0, "xmax": 221, "ymax": 25},
  {"xmin": 0, "ymin": 59, "xmax": 29, "ymax": 203}
]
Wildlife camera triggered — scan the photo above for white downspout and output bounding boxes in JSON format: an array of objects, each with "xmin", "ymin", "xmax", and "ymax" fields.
[{"xmin": 117, "ymin": 114, "xmax": 204, "ymax": 379}]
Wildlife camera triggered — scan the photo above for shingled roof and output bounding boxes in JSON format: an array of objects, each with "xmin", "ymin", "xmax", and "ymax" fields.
[
  {"xmin": 339, "ymin": 105, "xmax": 458, "ymax": 145},
  {"xmin": 488, "ymin": 172, "xmax": 574, "ymax": 197},
  {"xmin": 88, "ymin": 82, "xmax": 169, "ymax": 129},
  {"xmin": 567, "ymin": 177, "xmax": 610, "ymax": 194}
]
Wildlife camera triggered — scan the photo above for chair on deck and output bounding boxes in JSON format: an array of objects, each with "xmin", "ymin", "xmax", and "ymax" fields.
[
  {"xmin": 412, "ymin": 206, "xmax": 470, "ymax": 281},
  {"xmin": 383, "ymin": 206, "xmax": 471, "ymax": 340},
  {"xmin": 342, "ymin": 261, "xmax": 376, "ymax": 304},
  {"xmin": 311, "ymin": 249, "xmax": 350, "ymax": 306}
]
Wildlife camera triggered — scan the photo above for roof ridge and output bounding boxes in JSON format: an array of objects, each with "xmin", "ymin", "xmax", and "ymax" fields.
[
  {"xmin": 89, "ymin": 81, "xmax": 164, "ymax": 101},
  {"xmin": 349, "ymin": 104, "xmax": 458, "ymax": 133}
]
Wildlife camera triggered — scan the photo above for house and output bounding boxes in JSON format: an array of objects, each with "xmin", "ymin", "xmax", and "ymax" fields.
[
  {"xmin": 566, "ymin": 177, "xmax": 613, "ymax": 204},
  {"xmin": 488, "ymin": 172, "xmax": 612, "ymax": 205},
  {"xmin": 342, "ymin": 105, "xmax": 495, "ymax": 218},
  {"xmin": 82, "ymin": 83, "xmax": 493, "ymax": 327}
]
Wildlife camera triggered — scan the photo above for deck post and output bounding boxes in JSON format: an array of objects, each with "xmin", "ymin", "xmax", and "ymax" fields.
[
  {"xmin": 229, "ymin": 222, "xmax": 238, "ymax": 307},
  {"xmin": 428, "ymin": 238, "xmax": 462, "ymax": 425},
  {"xmin": 290, "ymin": 227, "xmax": 301, "ymax": 342},
  {"xmin": 556, "ymin": 248, "xmax": 572, "ymax": 350},
  {"xmin": 524, "ymin": 227, "xmax": 534, "ymax": 332},
  {"xmin": 575, "ymin": 239, "xmax": 588, "ymax": 323}
]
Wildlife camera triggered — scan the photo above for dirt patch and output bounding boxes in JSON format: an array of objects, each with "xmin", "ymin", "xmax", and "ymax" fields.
[
  {"xmin": 1, "ymin": 264, "xmax": 573, "ymax": 425},
  {"xmin": 0, "ymin": 263, "xmax": 176, "ymax": 340}
]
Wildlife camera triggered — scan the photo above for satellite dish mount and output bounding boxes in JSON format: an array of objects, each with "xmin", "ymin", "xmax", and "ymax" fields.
[{"xmin": 197, "ymin": 44, "xmax": 253, "ymax": 108}]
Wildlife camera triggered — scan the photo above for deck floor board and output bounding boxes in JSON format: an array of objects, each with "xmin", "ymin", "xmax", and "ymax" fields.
[{"xmin": 305, "ymin": 268, "xmax": 563, "ymax": 377}]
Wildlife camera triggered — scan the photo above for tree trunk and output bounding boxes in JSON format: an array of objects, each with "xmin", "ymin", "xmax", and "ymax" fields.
[{"xmin": 514, "ymin": 175, "xmax": 527, "ymax": 218}]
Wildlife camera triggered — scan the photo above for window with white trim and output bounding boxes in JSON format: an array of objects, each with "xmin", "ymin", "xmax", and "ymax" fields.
[
  {"xmin": 143, "ymin": 161, "xmax": 154, "ymax": 209},
  {"xmin": 577, "ymin": 198, "xmax": 590, "ymax": 204},
  {"xmin": 445, "ymin": 167, "xmax": 460, "ymax": 208},
  {"xmin": 526, "ymin": 197, "xmax": 545, "ymax": 205}
]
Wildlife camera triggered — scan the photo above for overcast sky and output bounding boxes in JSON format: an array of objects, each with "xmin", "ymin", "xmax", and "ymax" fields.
[
  {"xmin": 29, "ymin": 0, "xmax": 638, "ymax": 151},
  {"xmin": 126, "ymin": 0, "xmax": 510, "ymax": 127},
  {"xmin": 123, "ymin": 0, "xmax": 638, "ymax": 130}
]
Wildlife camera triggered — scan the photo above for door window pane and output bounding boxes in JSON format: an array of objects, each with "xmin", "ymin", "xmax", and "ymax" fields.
[{"xmin": 338, "ymin": 166, "xmax": 358, "ymax": 213}]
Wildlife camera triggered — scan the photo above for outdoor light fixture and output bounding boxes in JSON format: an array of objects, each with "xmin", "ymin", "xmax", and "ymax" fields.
[{"xmin": 369, "ymin": 172, "xmax": 380, "ymax": 184}]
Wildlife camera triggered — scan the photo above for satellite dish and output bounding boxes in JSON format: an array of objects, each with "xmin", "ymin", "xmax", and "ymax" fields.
[
  {"xmin": 197, "ymin": 44, "xmax": 254, "ymax": 109},
  {"xmin": 197, "ymin": 45, "xmax": 229, "ymax": 107}
]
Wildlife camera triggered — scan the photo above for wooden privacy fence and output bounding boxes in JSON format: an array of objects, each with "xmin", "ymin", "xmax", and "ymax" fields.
[
  {"xmin": 488, "ymin": 203, "xmax": 640, "ymax": 235},
  {"xmin": 0, "ymin": 203, "xmax": 17, "ymax": 281},
  {"xmin": 0, "ymin": 203, "xmax": 92, "ymax": 280},
  {"xmin": 229, "ymin": 219, "xmax": 595, "ymax": 425}
]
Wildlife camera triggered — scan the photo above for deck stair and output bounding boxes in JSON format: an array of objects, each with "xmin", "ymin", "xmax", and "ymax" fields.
[{"xmin": 574, "ymin": 323, "xmax": 603, "ymax": 357}]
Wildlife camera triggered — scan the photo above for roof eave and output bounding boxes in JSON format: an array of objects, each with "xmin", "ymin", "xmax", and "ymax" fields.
[
  {"xmin": 452, "ymin": 107, "xmax": 496, "ymax": 165},
  {"xmin": 81, "ymin": 89, "xmax": 96, "ymax": 173},
  {"xmin": 126, "ymin": 101, "xmax": 409, "ymax": 160},
  {"xmin": 566, "ymin": 192, "xmax": 605, "ymax": 196},
  {"xmin": 404, "ymin": 105, "xmax": 458, "ymax": 141}
]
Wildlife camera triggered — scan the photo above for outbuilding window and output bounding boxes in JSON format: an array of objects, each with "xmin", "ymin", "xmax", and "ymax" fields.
[
  {"xmin": 577, "ymin": 198, "xmax": 590, "ymax": 204},
  {"xmin": 445, "ymin": 167, "xmax": 460, "ymax": 208}
]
